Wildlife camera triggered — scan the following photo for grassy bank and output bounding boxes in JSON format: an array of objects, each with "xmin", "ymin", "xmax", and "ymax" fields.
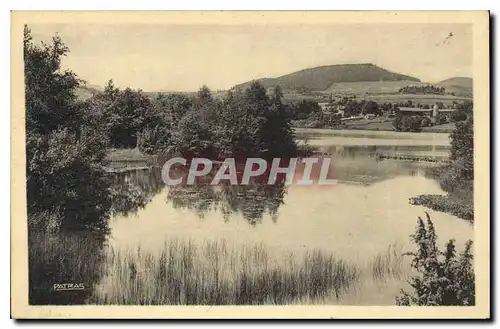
[
  {"xmin": 409, "ymin": 195, "xmax": 473, "ymax": 222},
  {"xmin": 410, "ymin": 165, "xmax": 474, "ymax": 222},
  {"xmin": 105, "ymin": 148, "xmax": 157, "ymax": 171}
]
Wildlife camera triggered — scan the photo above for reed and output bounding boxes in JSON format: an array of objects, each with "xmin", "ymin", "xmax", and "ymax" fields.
[
  {"xmin": 28, "ymin": 221, "xmax": 106, "ymax": 304},
  {"xmin": 370, "ymin": 243, "xmax": 407, "ymax": 281},
  {"xmin": 92, "ymin": 239, "xmax": 360, "ymax": 305}
]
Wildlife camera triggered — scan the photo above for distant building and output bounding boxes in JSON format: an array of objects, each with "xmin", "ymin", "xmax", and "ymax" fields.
[
  {"xmin": 397, "ymin": 104, "xmax": 455, "ymax": 125},
  {"xmin": 397, "ymin": 107, "xmax": 434, "ymax": 116},
  {"xmin": 340, "ymin": 116, "xmax": 364, "ymax": 122},
  {"xmin": 318, "ymin": 102, "xmax": 336, "ymax": 113}
]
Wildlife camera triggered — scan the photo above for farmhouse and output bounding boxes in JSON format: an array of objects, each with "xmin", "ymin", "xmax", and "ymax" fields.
[{"xmin": 397, "ymin": 104, "xmax": 456, "ymax": 124}]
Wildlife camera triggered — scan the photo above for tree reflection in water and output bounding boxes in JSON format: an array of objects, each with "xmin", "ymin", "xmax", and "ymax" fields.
[
  {"xmin": 167, "ymin": 175, "xmax": 286, "ymax": 225},
  {"xmin": 108, "ymin": 166, "xmax": 287, "ymax": 226}
]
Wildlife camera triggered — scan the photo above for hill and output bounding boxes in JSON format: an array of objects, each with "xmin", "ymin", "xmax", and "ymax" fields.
[
  {"xmin": 436, "ymin": 77, "xmax": 473, "ymax": 98},
  {"xmin": 76, "ymin": 84, "xmax": 103, "ymax": 100},
  {"xmin": 438, "ymin": 77, "xmax": 473, "ymax": 88},
  {"xmin": 234, "ymin": 63, "xmax": 420, "ymax": 91}
]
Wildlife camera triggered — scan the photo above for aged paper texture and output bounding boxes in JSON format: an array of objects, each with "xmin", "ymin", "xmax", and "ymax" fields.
[{"xmin": 11, "ymin": 10, "xmax": 489, "ymax": 319}]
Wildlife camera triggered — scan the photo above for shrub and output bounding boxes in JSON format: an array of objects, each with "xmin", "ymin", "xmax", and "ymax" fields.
[
  {"xmin": 396, "ymin": 213, "xmax": 474, "ymax": 306},
  {"xmin": 435, "ymin": 113, "xmax": 448, "ymax": 125},
  {"xmin": 409, "ymin": 195, "xmax": 473, "ymax": 222},
  {"xmin": 451, "ymin": 110, "xmax": 468, "ymax": 122},
  {"xmin": 393, "ymin": 115, "xmax": 422, "ymax": 132},
  {"xmin": 421, "ymin": 117, "xmax": 432, "ymax": 127}
]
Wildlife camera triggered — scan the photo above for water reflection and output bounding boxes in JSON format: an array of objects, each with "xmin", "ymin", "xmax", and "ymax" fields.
[
  {"xmin": 167, "ymin": 178, "xmax": 286, "ymax": 225},
  {"xmin": 107, "ymin": 144, "xmax": 447, "ymax": 224},
  {"xmin": 109, "ymin": 167, "xmax": 287, "ymax": 225},
  {"xmin": 108, "ymin": 168, "xmax": 164, "ymax": 216},
  {"xmin": 102, "ymin": 139, "xmax": 474, "ymax": 305}
]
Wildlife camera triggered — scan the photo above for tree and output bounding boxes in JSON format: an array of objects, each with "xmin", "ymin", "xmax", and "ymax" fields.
[
  {"xmin": 393, "ymin": 115, "xmax": 422, "ymax": 132},
  {"xmin": 291, "ymin": 99, "xmax": 321, "ymax": 120},
  {"xmin": 24, "ymin": 26, "xmax": 81, "ymax": 135},
  {"xmin": 24, "ymin": 25, "xmax": 111, "ymax": 231},
  {"xmin": 344, "ymin": 100, "xmax": 362, "ymax": 117},
  {"xmin": 362, "ymin": 100, "xmax": 380, "ymax": 115},
  {"xmin": 450, "ymin": 106, "xmax": 474, "ymax": 181},
  {"xmin": 167, "ymin": 87, "xmax": 218, "ymax": 159},
  {"xmin": 396, "ymin": 213, "xmax": 474, "ymax": 306},
  {"xmin": 87, "ymin": 82, "xmax": 156, "ymax": 148}
]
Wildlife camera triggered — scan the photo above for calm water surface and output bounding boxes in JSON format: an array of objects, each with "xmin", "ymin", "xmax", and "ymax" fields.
[{"xmin": 103, "ymin": 132, "xmax": 473, "ymax": 304}]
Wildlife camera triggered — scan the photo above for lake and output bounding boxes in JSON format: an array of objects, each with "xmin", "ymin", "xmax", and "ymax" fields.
[{"xmin": 98, "ymin": 130, "xmax": 473, "ymax": 305}]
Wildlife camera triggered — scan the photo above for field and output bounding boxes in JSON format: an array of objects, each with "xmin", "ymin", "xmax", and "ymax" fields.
[
  {"xmin": 356, "ymin": 93, "xmax": 472, "ymax": 106},
  {"xmin": 325, "ymin": 80, "xmax": 429, "ymax": 94},
  {"xmin": 279, "ymin": 80, "xmax": 472, "ymax": 106}
]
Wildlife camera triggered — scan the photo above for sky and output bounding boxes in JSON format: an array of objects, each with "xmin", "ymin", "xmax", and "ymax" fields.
[{"xmin": 30, "ymin": 23, "xmax": 472, "ymax": 92}]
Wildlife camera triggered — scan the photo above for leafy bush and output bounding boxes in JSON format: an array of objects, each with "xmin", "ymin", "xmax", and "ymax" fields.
[
  {"xmin": 396, "ymin": 213, "xmax": 474, "ymax": 306},
  {"xmin": 409, "ymin": 195, "xmax": 473, "ymax": 222},
  {"xmin": 451, "ymin": 110, "xmax": 468, "ymax": 122},
  {"xmin": 421, "ymin": 117, "xmax": 432, "ymax": 127},
  {"xmin": 450, "ymin": 113, "xmax": 474, "ymax": 181},
  {"xmin": 393, "ymin": 115, "xmax": 422, "ymax": 132},
  {"xmin": 435, "ymin": 113, "xmax": 448, "ymax": 125},
  {"xmin": 290, "ymin": 99, "xmax": 321, "ymax": 120}
]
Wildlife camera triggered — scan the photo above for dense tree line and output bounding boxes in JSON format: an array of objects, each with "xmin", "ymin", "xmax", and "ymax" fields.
[
  {"xmin": 398, "ymin": 85, "xmax": 446, "ymax": 95},
  {"xmin": 25, "ymin": 28, "xmax": 300, "ymax": 231}
]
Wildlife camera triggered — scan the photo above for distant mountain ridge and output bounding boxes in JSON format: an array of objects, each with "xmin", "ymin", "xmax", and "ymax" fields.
[{"xmin": 234, "ymin": 63, "xmax": 421, "ymax": 91}]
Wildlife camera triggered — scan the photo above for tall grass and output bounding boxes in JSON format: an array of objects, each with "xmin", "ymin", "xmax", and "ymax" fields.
[
  {"xmin": 28, "ymin": 214, "xmax": 409, "ymax": 305},
  {"xmin": 370, "ymin": 243, "xmax": 407, "ymax": 281},
  {"xmin": 92, "ymin": 239, "xmax": 360, "ymax": 305},
  {"xmin": 28, "ymin": 214, "xmax": 106, "ymax": 304}
]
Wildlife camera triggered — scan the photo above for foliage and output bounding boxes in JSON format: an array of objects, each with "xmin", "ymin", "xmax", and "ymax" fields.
[
  {"xmin": 450, "ymin": 107, "xmax": 474, "ymax": 181},
  {"xmin": 396, "ymin": 214, "xmax": 475, "ymax": 306},
  {"xmin": 362, "ymin": 100, "xmax": 381, "ymax": 115},
  {"xmin": 409, "ymin": 195, "xmax": 473, "ymax": 222},
  {"xmin": 415, "ymin": 100, "xmax": 474, "ymax": 221},
  {"xmin": 420, "ymin": 116, "xmax": 432, "ymax": 127},
  {"xmin": 24, "ymin": 25, "xmax": 112, "ymax": 231},
  {"xmin": 392, "ymin": 115, "xmax": 422, "ymax": 132},
  {"xmin": 398, "ymin": 85, "xmax": 446, "ymax": 95},
  {"xmin": 435, "ymin": 113, "xmax": 448, "ymax": 125},
  {"xmin": 290, "ymin": 99, "xmax": 321, "ymax": 120},
  {"xmin": 85, "ymin": 80, "xmax": 157, "ymax": 149},
  {"xmin": 167, "ymin": 83, "xmax": 298, "ymax": 159},
  {"xmin": 450, "ymin": 110, "xmax": 468, "ymax": 122}
]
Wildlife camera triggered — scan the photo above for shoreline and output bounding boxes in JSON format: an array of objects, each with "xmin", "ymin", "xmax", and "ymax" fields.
[{"xmin": 293, "ymin": 127, "xmax": 451, "ymax": 138}]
